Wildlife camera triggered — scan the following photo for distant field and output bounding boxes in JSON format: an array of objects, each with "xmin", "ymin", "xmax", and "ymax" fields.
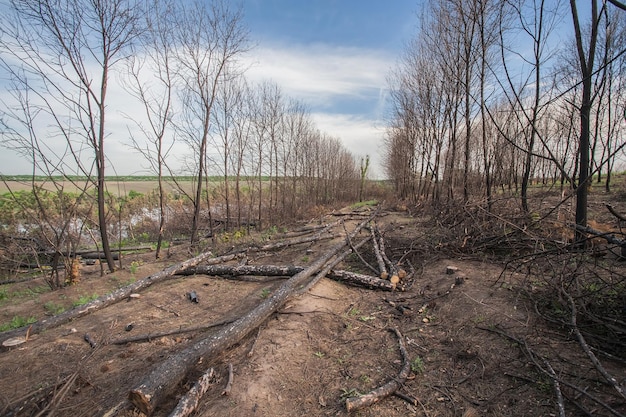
[
  {"xmin": 0, "ymin": 178, "xmax": 193, "ymax": 196},
  {"xmin": 0, "ymin": 175, "xmax": 267, "ymax": 196}
]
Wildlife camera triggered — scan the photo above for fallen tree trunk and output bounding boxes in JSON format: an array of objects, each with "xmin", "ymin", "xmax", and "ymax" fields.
[
  {"xmin": 326, "ymin": 270, "xmax": 398, "ymax": 291},
  {"xmin": 180, "ymin": 264, "xmax": 398, "ymax": 291},
  {"xmin": 129, "ymin": 216, "xmax": 374, "ymax": 415},
  {"xmin": 180, "ymin": 264, "xmax": 303, "ymax": 277},
  {"xmin": 345, "ymin": 327, "xmax": 411, "ymax": 412},
  {"xmin": 0, "ymin": 251, "xmax": 217, "ymax": 346}
]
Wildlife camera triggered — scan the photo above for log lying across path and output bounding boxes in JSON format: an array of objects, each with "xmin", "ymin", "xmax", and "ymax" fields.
[
  {"xmin": 179, "ymin": 264, "xmax": 399, "ymax": 291},
  {"xmin": 0, "ymin": 251, "xmax": 217, "ymax": 346},
  {"xmin": 128, "ymin": 215, "xmax": 374, "ymax": 415}
]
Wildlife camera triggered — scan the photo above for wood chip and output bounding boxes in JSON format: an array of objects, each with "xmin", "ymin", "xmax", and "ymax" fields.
[{"xmin": 2, "ymin": 337, "xmax": 26, "ymax": 347}]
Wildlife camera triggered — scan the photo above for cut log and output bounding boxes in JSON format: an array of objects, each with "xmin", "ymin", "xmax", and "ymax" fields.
[
  {"xmin": 180, "ymin": 264, "xmax": 303, "ymax": 277},
  {"xmin": 0, "ymin": 251, "xmax": 216, "ymax": 346},
  {"xmin": 345, "ymin": 328, "xmax": 411, "ymax": 412},
  {"xmin": 181, "ymin": 263, "xmax": 399, "ymax": 291},
  {"xmin": 167, "ymin": 367, "xmax": 215, "ymax": 417},
  {"xmin": 326, "ymin": 270, "xmax": 399, "ymax": 291},
  {"xmin": 128, "ymin": 216, "xmax": 374, "ymax": 415}
]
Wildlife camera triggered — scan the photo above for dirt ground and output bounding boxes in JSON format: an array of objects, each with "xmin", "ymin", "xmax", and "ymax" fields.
[{"xmin": 0, "ymin": 207, "xmax": 625, "ymax": 416}]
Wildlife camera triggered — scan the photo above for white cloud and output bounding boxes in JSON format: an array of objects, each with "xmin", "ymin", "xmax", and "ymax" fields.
[
  {"xmin": 244, "ymin": 42, "xmax": 393, "ymax": 109},
  {"xmin": 312, "ymin": 112, "xmax": 385, "ymax": 179}
]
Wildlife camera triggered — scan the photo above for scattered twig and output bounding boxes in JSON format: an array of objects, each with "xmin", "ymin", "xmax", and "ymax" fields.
[
  {"xmin": 393, "ymin": 391, "xmax": 417, "ymax": 406},
  {"xmin": 345, "ymin": 327, "xmax": 411, "ymax": 412},
  {"xmin": 221, "ymin": 363, "xmax": 234, "ymax": 396}
]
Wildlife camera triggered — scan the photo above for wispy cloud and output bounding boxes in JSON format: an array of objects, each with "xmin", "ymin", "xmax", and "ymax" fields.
[{"xmin": 244, "ymin": 42, "xmax": 393, "ymax": 110}]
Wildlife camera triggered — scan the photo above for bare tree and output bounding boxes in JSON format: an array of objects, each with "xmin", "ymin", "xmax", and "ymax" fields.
[
  {"xmin": 123, "ymin": 0, "xmax": 176, "ymax": 259},
  {"xmin": 0, "ymin": 0, "xmax": 142, "ymax": 272},
  {"xmin": 569, "ymin": 0, "xmax": 601, "ymax": 243},
  {"xmin": 173, "ymin": 0, "xmax": 248, "ymax": 247}
]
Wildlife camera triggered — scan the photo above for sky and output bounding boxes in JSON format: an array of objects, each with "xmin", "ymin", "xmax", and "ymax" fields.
[
  {"xmin": 240, "ymin": 0, "xmax": 420, "ymax": 178},
  {"xmin": 0, "ymin": 0, "xmax": 420, "ymax": 178}
]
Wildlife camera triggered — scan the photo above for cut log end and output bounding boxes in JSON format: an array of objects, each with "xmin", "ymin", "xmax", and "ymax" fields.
[{"xmin": 128, "ymin": 389, "xmax": 153, "ymax": 416}]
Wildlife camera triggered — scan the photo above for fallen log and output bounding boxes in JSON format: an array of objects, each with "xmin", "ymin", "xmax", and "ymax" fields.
[
  {"xmin": 180, "ymin": 264, "xmax": 303, "ymax": 277},
  {"xmin": 167, "ymin": 368, "xmax": 216, "ymax": 417},
  {"xmin": 128, "ymin": 216, "xmax": 374, "ymax": 415},
  {"xmin": 0, "ymin": 251, "xmax": 217, "ymax": 346},
  {"xmin": 345, "ymin": 327, "xmax": 411, "ymax": 412},
  {"xmin": 179, "ymin": 264, "xmax": 398, "ymax": 291},
  {"xmin": 326, "ymin": 270, "xmax": 398, "ymax": 291}
]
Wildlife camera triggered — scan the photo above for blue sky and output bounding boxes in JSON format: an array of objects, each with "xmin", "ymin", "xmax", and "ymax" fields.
[{"xmin": 240, "ymin": 0, "xmax": 420, "ymax": 177}]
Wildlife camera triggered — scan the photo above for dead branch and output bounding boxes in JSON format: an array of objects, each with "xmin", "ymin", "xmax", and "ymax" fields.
[
  {"xmin": 110, "ymin": 318, "xmax": 237, "ymax": 345},
  {"xmin": 129, "ymin": 216, "xmax": 375, "ymax": 415},
  {"xmin": 221, "ymin": 363, "xmax": 234, "ymax": 396},
  {"xmin": 370, "ymin": 227, "xmax": 387, "ymax": 277},
  {"xmin": 573, "ymin": 224, "xmax": 625, "ymax": 246},
  {"xmin": 562, "ymin": 288, "xmax": 626, "ymax": 401},
  {"xmin": 376, "ymin": 225, "xmax": 396, "ymax": 275},
  {"xmin": 345, "ymin": 327, "xmax": 411, "ymax": 412},
  {"xmin": 479, "ymin": 325, "xmax": 625, "ymax": 417},
  {"xmin": 0, "ymin": 251, "xmax": 216, "ymax": 346},
  {"xmin": 543, "ymin": 359, "xmax": 566, "ymax": 417},
  {"xmin": 343, "ymin": 222, "xmax": 378, "ymax": 275},
  {"xmin": 606, "ymin": 204, "xmax": 626, "ymax": 222},
  {"xmin": 167, "ymin": 368, "xmax": 215, "ymax": 417}
]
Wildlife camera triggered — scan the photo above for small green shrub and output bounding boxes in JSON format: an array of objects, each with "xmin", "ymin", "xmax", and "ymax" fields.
[
  {"xmin": 44, "ymin": 301, "xmax": 65, "ymax": 315},
  {"xmin": 411, "ymin": 356, "xmax": 425, "ymax": 373}
]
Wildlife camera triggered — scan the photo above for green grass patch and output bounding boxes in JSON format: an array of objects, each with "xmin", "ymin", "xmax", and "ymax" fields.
[
  {"xmin": 43, "ymin": 301, "xmax": 66, "ymax": 315},
  {"xmin": 0, "ymin": 315, "xmax": 37, "ymax": 332},
  {"xmin": 351, "ymin": 199, "xmax": 378, "ymax": 209},
  {"xmin": 72, "ymin": 293, "xmax": 99, "ymax": 307}
]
